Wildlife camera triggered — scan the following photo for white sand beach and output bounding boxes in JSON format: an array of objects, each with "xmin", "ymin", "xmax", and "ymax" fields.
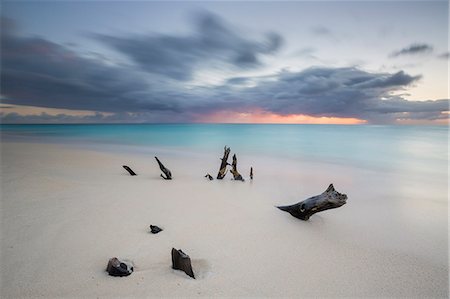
[{"xmin": 0, "ymin": 141, "xmax": 448, "ymax": 298}]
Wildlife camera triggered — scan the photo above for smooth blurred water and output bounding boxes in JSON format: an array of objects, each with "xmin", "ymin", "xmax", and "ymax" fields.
[{"xmin": 1, "ymin": 124, "xmax": 448, "ymax": 176}]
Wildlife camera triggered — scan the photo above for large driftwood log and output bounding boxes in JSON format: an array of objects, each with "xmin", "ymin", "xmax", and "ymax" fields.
[
  {"xmin": 217, "ymin": 146, "xmax": 231, "ymax": 179},
  {"xmin": 171, "ymin": 248, "xmax": 195, "ymax": 279},
  {"xmin": 155, "ymin": 157, "xmax": 172, "ymax": 180},
  {"xmin": 277, "ymin": 184, "xmax": 347, "ymax": 220},
  {"xmin": 122, "ymin": 165, "xmax": 137, "ymax": 176},
  {"xmin": 230, "ymin": 154, "xmax": 244, "ymax": 181},
  {"xmin": 106, "ymin": 257, "xmax": 134, "ymax": 277}
]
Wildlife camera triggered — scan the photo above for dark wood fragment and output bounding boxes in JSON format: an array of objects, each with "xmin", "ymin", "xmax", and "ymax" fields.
[
  {"xmin": 230, "ymin": 154, "xmax": 244, "ymax": 181},
  {"xmin": 155, "ymin": 157, "xmax": 172, "ymax": 180},
  {"xmin": 250, "ymin": 167, "xmax": 253, "ymax": 180},
  {"xmin": 217, "ymin": 146, "xmax": 231, "ymax": 179},
  {"xmin": 205, "ymin": 173, "xmax": 214, "ymax": 180},
  {"xmin": 122, "ymin": 165, "xmax": 137, "ymax": 176},
  {"xmin": 171, "ymin": 248, "xmax": 195, "ymax": 279}
]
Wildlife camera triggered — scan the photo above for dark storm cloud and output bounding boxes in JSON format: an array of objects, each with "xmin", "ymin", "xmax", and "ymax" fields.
[
  {"xmin": 352, "ymin": 71, "xmax": 420, "ymax": 88},
  {"xmin": 1, "ymin": 17, "xmax": 448, "ymax": 124},
  {"xmin": 0, "ymin": 21, "xmax": 187, "ymax": 114},
  {"xmin": 227, "ymin": 67, "xmax": 447, "ymax": 122},
  {"xmin": 390, "ymin": 43, "xmax": 433, "ymax": 57},
  {"xmin": 95, "ymin": 12, "xmax": 283, "ymax": 81}
]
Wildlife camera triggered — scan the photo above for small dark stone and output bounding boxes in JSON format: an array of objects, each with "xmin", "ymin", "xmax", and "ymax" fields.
[
  {"xmin": 150, "ymin": 225, "xmax": 163, "ymax": 234},
  {"xmin": 204, "ymin": 173, "xmax": 214, "ymax": 180},
  {"xmin": 106, "ymin": 257, "xmax": 133, "ymax": 277},
  {"xmin": 171, "ymin": 248, "xmax": 195, "ymax": 279}
]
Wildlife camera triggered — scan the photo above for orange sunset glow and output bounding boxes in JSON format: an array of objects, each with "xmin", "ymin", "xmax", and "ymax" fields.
[{"xmin": 197, "ymin": 110, "xmax": 367, "ymax": 124}]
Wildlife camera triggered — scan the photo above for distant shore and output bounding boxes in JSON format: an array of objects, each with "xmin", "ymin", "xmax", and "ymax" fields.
[{"xmin": 1, "ymin": 140, "xmax": 448, "ymax": 298}]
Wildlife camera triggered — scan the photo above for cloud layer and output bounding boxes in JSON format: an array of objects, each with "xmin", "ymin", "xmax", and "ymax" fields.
[
  {"xmin": 1, "ymin": 14, "xmax": 448, "ymax": 124},
  {"xmin": 95, "ymin": 13, "xmax": 282, "ymax": 81},
  {"xmin": 390, "ymin": 43, "xmax": 433, "ymax": 57}
]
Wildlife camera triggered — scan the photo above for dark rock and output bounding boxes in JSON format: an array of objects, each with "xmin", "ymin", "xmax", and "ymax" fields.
[
  {"xmin": 150, "ymin": 225, "xmax": 163, "ymax": 234},
  {"xmin": 106, "ymin": 257, "xmax": 134, "ymax": 277},
  {"xmin": 171, "ymin": 248, "xmax": 195, "ymax": 279},
  {"xmin": 204, "ymin": 173, "xmax": 214, "ymax": 180}
]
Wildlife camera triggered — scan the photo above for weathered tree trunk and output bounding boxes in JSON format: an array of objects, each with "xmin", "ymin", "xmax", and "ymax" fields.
[
  {"xmin": 205, "ymin": 173, "xmax": 214, "ymax": 180},
  {"xmin": 171, "ymin": 248, "xmax": 195, "ymax": 279},
  {"xmin": 217, "ymin": 146, "xmax": 231, "ymax": 179},
  {"xmin": 250, "ymin": 167, "xmax": 253, "ymax": 180},
  {"xmin": 122, "ymin": 165, "xmax": 137, "ymax": 176},
  {"xmin": 106, "ymin": 257, "xmax": 134, "ymax": 277},
  {"xmin": 155, "ymin": 157, "xmax": 172, "ymax": 180},
  {"xmin": 230, "ymin": 154, "xmax": 244, "ymax": 181},
  {"xmin": 277, "ymin": 184, "xmax": 347, "ymax": 220}
]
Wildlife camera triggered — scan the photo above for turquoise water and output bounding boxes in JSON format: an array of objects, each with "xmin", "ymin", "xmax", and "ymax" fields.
[{"xmin": 1, "ymin": 124, "xmax": 448, "ymax": 175}]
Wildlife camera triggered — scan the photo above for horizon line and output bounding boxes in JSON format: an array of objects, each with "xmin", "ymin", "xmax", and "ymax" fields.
[{"xmin": 0, "ymin": 122, "xmax": 448, "ymax": 126}]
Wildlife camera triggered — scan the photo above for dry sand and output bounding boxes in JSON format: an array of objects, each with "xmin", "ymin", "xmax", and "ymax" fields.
[{"xmin": 0, "ymin": 141, "xmax": 448, "ymax": 298}]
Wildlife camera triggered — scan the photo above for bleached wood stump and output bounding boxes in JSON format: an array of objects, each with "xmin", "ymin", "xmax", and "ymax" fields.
[
  {"xmin": 230, "ymin": 154, "xmax": 244, "ymax": 181},
  {"xmin": 217, "ymin": 146, "xmax": 231, "ymax": 179}
]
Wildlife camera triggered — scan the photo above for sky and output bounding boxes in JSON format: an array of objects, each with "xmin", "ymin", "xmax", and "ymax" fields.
[{"xmin": 1, "ymin": 0, "xmax": 449, "ymax": 124}]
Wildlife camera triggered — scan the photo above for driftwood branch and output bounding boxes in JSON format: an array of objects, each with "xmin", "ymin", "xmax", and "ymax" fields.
[
  {"xmin": 122, "ymin": 165, "xmax": 137, "ymax": 176},
  {"xmin": 230, "ymin": 154, "xmax": 244, "ymax": 181},
  {"xmin": 217, "ymin": 146, "xmax": 231, "ymax": 179},
  {"xmin": 155, "ymin": 157, "xmax": 172, "ymax": 180},
  {"xmin": 171, "ymin": 248, "xmax": 195, "ymax": 279},
  {"xmin": 277, "ymin": 184, "xmax": 347, "ymax": 220}
]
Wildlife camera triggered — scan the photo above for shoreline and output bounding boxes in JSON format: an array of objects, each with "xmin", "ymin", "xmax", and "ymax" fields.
[
  {"xmin": 1, "ymin": 140, "xmax": 448, "ymax": 297},
  {"xmin": 2, "ymin": 132, "xmax": 447, "ymax": 181}
]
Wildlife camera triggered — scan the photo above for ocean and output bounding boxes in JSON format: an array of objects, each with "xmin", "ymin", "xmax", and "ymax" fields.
[{"xmin": 1, "ymin": 124, "xmax": 447, "ymax": 177}]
